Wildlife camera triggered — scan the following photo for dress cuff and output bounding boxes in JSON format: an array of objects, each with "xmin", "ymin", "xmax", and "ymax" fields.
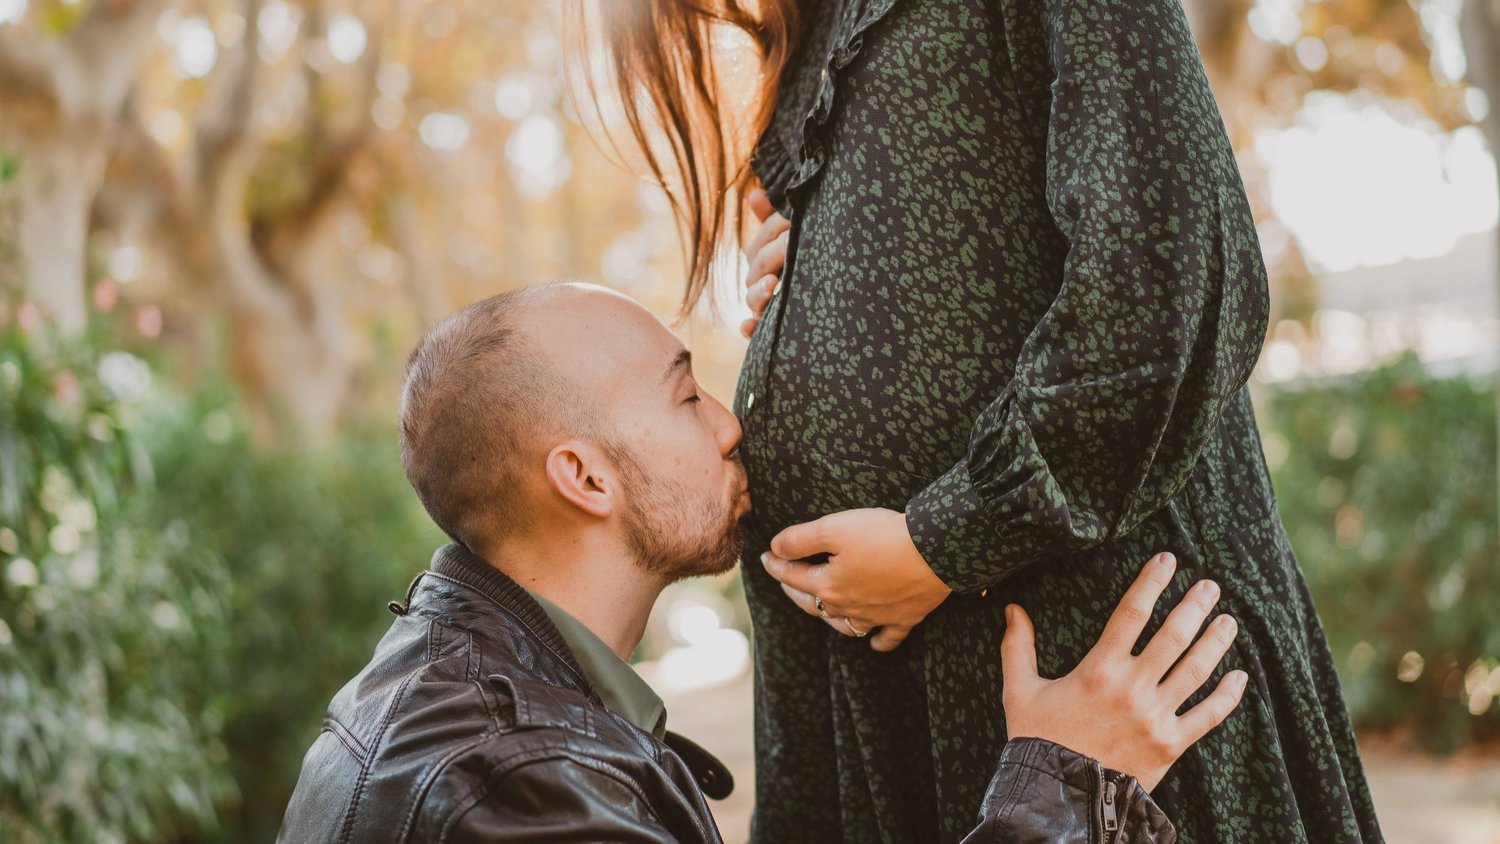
[{"xmin": 905, "ymin": 458, "xmax": 1008, "ymax": 594}]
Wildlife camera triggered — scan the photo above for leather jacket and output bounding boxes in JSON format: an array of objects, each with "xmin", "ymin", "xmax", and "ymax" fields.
[{"xmin": 278, "ymin": 543, "xmax": 1176, "ymax": 843}]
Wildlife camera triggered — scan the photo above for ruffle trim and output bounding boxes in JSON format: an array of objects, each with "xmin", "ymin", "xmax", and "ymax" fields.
[{"xmin": 749, "ymin": 0, "xmax": 907, "ymax": 207}]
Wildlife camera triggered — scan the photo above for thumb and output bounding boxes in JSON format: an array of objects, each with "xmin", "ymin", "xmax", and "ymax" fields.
[
  {"xmin": 770, "ymin": 514, "xmax": 835, "ymax": 561},
  {"xmin": 1000, "ymin": 604, "xmax": 1039, "ymax": 689}
]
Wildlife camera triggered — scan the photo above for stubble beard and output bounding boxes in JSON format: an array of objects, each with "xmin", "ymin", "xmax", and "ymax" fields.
[{"xmin": 614, "ymin": 447, "xmax": 747, "ymax": 582}]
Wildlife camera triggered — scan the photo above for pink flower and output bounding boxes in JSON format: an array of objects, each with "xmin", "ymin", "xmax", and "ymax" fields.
[
  {"xmin": 134, "ymin": 305, "xmax": 163, "ymax": 338},
  {"xmin": 92, "ymin": 277, "xmax": 119, "ymax": 312}
]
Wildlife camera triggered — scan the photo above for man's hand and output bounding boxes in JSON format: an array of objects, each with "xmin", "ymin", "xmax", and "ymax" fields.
[
  {"xmin": 740, "ymin": 187, "xmax": 789, "ymax": 338},
  {"xmin": 1002, "ymin": 552, "xmax": 1248, "ymax": 792},
  {"xmin": 760, "ymin": 507, "xmax": 952, "ymax": 652}
]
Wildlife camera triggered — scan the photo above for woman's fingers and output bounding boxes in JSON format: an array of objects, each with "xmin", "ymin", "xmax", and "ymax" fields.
[
  {"xmin": 746, "ymin": 275, "xmax": 779, "ymax": 317},
  {"xmin": 778, "ymin": 583, "xmax": 875, "ymax": 637},
  {"xmin": 1173, "ymin": 669, "xmax": 1249, "ymax": 748},
  {"xmin": 1137, "ymin": 579, "xmax": 1220, "ymax": 681},
  {"xmin": 747, "ymin": 229, "xmax": 790, "ymax": 285},
  {"xmin": 1159, "ymin": 613, "xmax": 1238, "ymax": 708},
  {"xmin": 740, "ymin": 212, "xmax": 790, "ymax": 333},
  {"xmin": 1095, "ymin": 553, "xmax": 1176, "ymax": 657},
  {"xmin": 744, "ymin": 214, "xmax": 790, "ymax": 267},
  {"xmin": 777, "ymin": 579, "xmax": 843, "ymax": 618},
  {"xmin": 869, "ymin": 623, "xmax": 910, "ymax": 652}
]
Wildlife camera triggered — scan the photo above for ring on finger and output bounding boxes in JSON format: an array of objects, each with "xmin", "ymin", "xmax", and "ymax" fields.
[
  {"xmin": 815, "ymin": 595, "xmax": 829, "ymax": 619},
  {"xmin": 843, "ymin": 617, "xmax": 869, "ymax": 637}
]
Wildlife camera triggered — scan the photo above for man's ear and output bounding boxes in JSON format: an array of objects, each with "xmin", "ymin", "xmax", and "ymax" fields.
[{"xmin": 544, "ymin": 441, "xmax": 614, "ymax": 519}]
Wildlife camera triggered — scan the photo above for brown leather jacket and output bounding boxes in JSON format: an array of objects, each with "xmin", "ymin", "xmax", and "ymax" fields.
[{"xmin": 277, "ymin": 544, "xmax": 1176, "ymax": 843}]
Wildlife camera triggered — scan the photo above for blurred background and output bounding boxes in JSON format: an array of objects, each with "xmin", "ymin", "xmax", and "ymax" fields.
[{"xmin": 0, "ymin": 0, "xmax": 1498, "ymax": 841}]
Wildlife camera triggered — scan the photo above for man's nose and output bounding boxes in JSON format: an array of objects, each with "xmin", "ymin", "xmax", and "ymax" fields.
[{"xmin": 707, "ymin": 392, "xmax": 742, "ymax": 456}]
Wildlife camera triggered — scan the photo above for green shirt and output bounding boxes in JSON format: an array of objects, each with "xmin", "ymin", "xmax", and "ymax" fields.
[{"xmin": 524, "ymin": 589, "xmax": 666, "ymax": 739}]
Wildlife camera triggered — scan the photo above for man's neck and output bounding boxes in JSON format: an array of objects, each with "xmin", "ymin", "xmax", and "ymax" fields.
[{"xmin": 484, "ymin": 533, "xmax": 665, "ymax": 660}]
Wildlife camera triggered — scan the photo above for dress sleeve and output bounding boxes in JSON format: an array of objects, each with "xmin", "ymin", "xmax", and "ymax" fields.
[{"xmin": 903, "ymin": 0, "xmax": 1269, "ymax": 593}]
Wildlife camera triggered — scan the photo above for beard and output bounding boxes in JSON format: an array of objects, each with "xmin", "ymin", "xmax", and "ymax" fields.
[{"xmin": 610, "ymin": 445, "xmax": 747, "ymax": 582}]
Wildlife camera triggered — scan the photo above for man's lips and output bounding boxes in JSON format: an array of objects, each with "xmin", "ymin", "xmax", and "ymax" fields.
[{"xmin": 732, "ymin": 478, "xmax": 752, "ymax": 517}]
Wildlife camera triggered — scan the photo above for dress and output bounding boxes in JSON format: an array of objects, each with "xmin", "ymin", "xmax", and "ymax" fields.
[{"xmin": 730, "ymin": 0, "xmax": 1384, "ymax": 841}]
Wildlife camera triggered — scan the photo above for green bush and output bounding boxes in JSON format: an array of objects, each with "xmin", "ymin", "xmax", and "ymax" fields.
[
  {"xmin": 0, "ymin": 303, "xmax": 442, "ymax": 843},
  {"xmin": 139, "ymin": 389, "xmax": 443, "ymax": 844},
  {"xmin": 0, "ymin": 318, "xmax": 233, "ymax": 843},
  {"xmin": 1265, "ymin": 354, "xmax": 1500, "ymax": 751}
]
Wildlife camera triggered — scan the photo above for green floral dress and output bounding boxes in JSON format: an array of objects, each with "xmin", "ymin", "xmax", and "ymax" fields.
[{"xmin": 731, "ymin": 0, "xmax": 1384, "ymax": 841}]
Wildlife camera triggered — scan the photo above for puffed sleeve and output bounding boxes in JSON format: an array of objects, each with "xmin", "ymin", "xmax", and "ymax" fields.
[{"xmin": 903, "ymin": 0, "xmax": 1269, "ymax": 592}]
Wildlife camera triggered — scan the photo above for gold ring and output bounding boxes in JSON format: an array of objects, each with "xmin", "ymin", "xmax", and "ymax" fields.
[
  {"xmin": 843, "ymin": 617, "xmax": 869, "ymax": 638},
  {"xmin": 815, "ymin": 596, "xmax": 829, "ymax": 619}
]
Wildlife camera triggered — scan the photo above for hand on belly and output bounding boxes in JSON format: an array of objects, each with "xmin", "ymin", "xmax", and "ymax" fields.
[{"xmin": 759, "ymin": 506, "xmax": 953, "ymax": 652}]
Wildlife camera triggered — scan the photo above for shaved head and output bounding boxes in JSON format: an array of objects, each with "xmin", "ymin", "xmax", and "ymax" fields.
[
  {"xmin": 398, "ymin": 284, "xmax": 587, "ymax": 551},
  {"xmin": 400, "ymin": 281, "xmax": 748, "ymax": 580}
]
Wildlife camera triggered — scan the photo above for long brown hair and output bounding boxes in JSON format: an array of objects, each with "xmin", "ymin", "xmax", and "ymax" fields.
[{"xmin": 565, "ymin": 0, "xmax": 803, "ymax": 320}]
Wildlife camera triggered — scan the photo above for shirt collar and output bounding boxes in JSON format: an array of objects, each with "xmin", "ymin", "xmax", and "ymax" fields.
[{"xmin": 522, "ymin": 588, "xmax": 667, "ymax": 739}]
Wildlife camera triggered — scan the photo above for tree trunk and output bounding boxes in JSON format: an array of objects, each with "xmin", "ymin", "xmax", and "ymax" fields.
[
  {"xmin": 0, "ymin": 0, "xmax": 167, "ymax": 335},
  {"xmin": 11, "ymin": 134, "xmax": 105, "ymax": 334}
]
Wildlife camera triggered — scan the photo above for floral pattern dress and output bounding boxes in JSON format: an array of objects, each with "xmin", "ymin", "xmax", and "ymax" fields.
[{"xmin": 731, "ymin": 0, "xmax": 1384, "ymax": 841}]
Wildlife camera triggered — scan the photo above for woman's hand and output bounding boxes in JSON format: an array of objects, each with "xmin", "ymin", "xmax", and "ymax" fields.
[
  {"xmin": 1001, "ymin": 552, "xmax": 1248, "ymax": 792},
  {"xmin": 740, "ymin": 187, "xmax": 790, "ymax": 338},
  {"xmin": 760, "ymin": 507, "xmax": 952, "ymax": 652}
]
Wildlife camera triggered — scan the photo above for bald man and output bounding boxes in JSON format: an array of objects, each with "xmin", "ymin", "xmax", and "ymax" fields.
[{"xmin": 277, "ymin": 283, "xmax": 1244, "ymax": 842}]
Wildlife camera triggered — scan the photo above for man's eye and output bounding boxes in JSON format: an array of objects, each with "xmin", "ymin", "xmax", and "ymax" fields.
[{"xmin": 685, "ymin": 394, "xmax": 702, "ymax": 404}]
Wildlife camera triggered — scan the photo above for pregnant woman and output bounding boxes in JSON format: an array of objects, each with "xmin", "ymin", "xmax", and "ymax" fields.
[{"xmin": 579, "ymin": 0, "xmax": 1382, "ymax": 841}]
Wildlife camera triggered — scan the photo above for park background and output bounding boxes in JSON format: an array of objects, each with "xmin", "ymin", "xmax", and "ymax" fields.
[{"xmin": 2, "ymin": 0, "xmax": 1499, "ymax": 841}]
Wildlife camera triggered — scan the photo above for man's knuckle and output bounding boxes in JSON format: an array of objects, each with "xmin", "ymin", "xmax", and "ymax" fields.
[
  {"xmin": 1159, "ymin": 625, "xmax": 1190, "ymax": 653},
  {"xmin": 1079, "ymin": 665, "xmax": 1113, "ymax": 695},
  {"xmin": 1184, "ymin": 660, "xmax": 1209, "ymax": 686},
  {"xmin": 1117, "ymin": 602, "xmax": 1150, "ymax": 627},
  {"xmin": 1147, "ymin": 725, "xmax": 1178, "ymax": 757}
]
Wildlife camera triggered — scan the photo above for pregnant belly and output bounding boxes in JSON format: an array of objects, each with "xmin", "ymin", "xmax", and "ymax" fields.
[{"xmin": 738, "ymin": 437, "xmax": 930, "ymax": 545}]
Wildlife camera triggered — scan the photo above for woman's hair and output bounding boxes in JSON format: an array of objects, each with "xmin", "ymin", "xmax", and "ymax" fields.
[{"xmin": 565, "ymin": 0, "xmax": 803, "ymax": 320}]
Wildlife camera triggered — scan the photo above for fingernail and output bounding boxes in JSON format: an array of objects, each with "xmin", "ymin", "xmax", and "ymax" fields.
[
  {"xmin": 1158, "ymin": 552, "xmax": 1176, "ymax": 568},
  {"xmin": 1004, "ymin": 604, "xmax": 1015, "ymax": 623},
  {"xmin": 1201, "ymin": 580, "xmax": 1219, "ymax": 598},
  {"xmin": 1230, "ymin": 670, "xmax": 1248, "ymax": 689},
  {"xmin": 760, "ymin": 552, "xmax": 770, "ymax": 567}
]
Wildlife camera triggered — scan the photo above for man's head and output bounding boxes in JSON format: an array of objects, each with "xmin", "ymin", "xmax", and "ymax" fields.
[{"xmin": 399, "ymin": 282, "xmax": 748, "ymax": 582}]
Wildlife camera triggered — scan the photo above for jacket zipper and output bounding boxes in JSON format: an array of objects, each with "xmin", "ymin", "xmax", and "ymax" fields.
[{"xmin": 1101, "ymin": 774, "xmax": 1119, "ymax": 843}]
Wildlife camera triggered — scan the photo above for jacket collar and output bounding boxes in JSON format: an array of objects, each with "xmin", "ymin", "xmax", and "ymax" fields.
[
  {"xmin": 425, "ymin": 542, "xmax": 594, "ymax": 693},
  {"xmin": 417, "ymin": 542, "xmax": 737, "ymax": 801}
]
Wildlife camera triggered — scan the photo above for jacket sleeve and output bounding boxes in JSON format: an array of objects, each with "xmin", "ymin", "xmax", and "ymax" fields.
[
  {"xmin": 902, "ymin": 0, "xmax": 1269, "ymax": 592},
  {"xmin": 440, "ymin": 757, "xmax": 682, "ymax": 843},
  {"xmin": 960, "ymin": 737, "xmax": 1176, "ymax": 844}
]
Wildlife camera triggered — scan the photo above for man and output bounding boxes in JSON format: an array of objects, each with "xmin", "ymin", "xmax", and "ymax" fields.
[{"xmin": 277, "ymin": 283, "xmax": 1245, "ymax": 842}]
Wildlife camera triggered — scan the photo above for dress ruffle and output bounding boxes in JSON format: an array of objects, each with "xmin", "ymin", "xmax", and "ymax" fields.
[{"xmin": 748, "ymin": 0, "xmax": 908, "ymax": 213}]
